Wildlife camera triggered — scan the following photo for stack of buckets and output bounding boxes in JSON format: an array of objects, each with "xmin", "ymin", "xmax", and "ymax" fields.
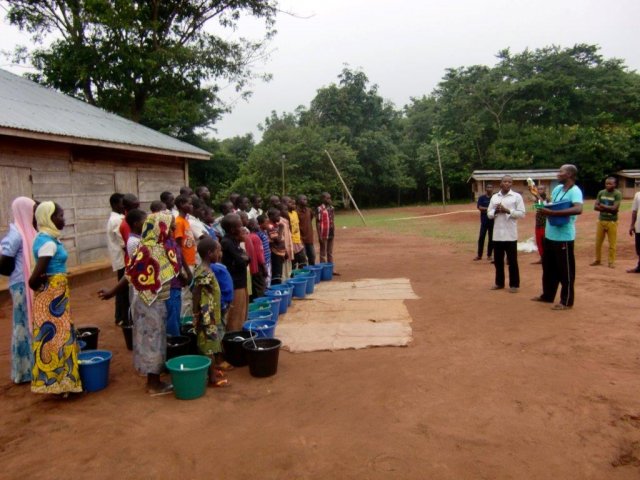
[{"xmin": 166, "ymin": 262, "xmax": 335, "ymax": 399}]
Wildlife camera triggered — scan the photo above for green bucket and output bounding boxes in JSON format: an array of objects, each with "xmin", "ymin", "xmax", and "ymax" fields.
[
  {"xmin": 166, "ymin": 355, "xmax": 211, "ymax": 400},
  {"xmin": 249, "ymin": 302, "xmax": 271, "ymax": 313},
  {"xmin": 291, "ymin": 268, "xmax": 311, "ymax": 277}
]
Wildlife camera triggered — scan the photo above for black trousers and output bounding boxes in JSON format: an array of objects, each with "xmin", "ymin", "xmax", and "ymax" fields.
[
  {"xmin": 250, "ymin": 272, "xmax": 266, "ymax": 301},
  {"xmin": 635, "ymin": 233, "xmax": 640, "ymax": 270},
  {"xmin": 541, "ymin": 238, "xmax": 575, "ymax": 306},
  {"xmin": 293, "ymin": 250, "xmax": 308, "ymax": 269},
  {"xmin": 115, "ymin": 268, "xmax": 130, "ymax": 325},
  {"xmin": 271, "ymin": 254, "xmax": 284, "ymax": 285},
  {"xmin": 493, "ymin": 241, "xmax": 519, "ymax": 288},
  {"xmin": 478, "ymin": 219, "xmax": 494, "ymax": 258},
  {"xmin": 304, "ymin": 243, "xmax": 316, "ymax": 266}
]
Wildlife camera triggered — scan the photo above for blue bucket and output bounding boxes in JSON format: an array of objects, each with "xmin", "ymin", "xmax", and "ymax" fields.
[
  {"xmin": 266, "ymin": 289, "xmax": 289, "ymax": 315},
  {"xmin": 320, "ymin": 262, "xmax": 334, "ymax": 281},
  {"xmin": 547, "ymin": 201, "xmax": 573, "ymax": 226},
  {"xmin": 269, "ymin": 284, "xmax": 293, "ymax": 307},
  {"xmin": 252, "ymin": 296, "xmax": 271, "ymax": 305},
  {"xmin": 78, "ymin": 350, "xmax": 112, "ymax": 393},
  {"xmin": 259, "ymin": 296, "xmax": 281, "ymax": 323},
  {"xmin": 243, "ymin": 319, "xmax": 277, "ymax": 339},
  {"xmin": 288, "ymin": 277, "xmax": 307, "ymax": 299},
  {"xmin": 308, "ymin": 265, "xmax": 323, "ymax": 284},
  {"xmin": 300, "ymin": 272, "xmax": 315, "ymax": 294},
  {"xmin": 248, "ymin": 310, "xmax": 273, "ymax": 322},
  {"xmin": 78, "ymin": 340, "xmax": 87, "ymax": 351}
]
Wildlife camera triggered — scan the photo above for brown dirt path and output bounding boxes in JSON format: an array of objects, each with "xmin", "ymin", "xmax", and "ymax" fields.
[{"xmin": 1, "ymin": 204, "xmax": 640, "ymax": 479}]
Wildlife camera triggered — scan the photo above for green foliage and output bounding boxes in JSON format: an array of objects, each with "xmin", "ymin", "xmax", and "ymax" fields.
[{"xmin": 7, "ymin": 0, "xmax": 277, "ymax": 137}]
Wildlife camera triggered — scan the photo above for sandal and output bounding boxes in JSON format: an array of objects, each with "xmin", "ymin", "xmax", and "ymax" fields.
[
  {"xmin": 531, "ymin": 296, "xmax": 551, "ymax": 303},
  {"xmin": 209, "ymin": 378, "xmax": 231, "ymax": 388},
  {"xmin": 551, "ymin": 304, "xmax": 572, "ymax": 311},
  {"xmin": 215, "ymin": 361, "xmax": 234, "ymax": 372},
  {"xmin": 148, "ymin": 383, "xmax": 174, "ymax": 396}
]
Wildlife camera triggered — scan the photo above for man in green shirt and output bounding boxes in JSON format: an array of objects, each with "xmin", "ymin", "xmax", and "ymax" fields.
[{"xmin": 591, "ymin": 177, "xmax": 622, "ymax": 268}]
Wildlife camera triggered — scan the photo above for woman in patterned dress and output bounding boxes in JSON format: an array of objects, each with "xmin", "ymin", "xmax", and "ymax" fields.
[{"xmin": 29, "ymin": 202, "xmax": 82, "ymax": 395}]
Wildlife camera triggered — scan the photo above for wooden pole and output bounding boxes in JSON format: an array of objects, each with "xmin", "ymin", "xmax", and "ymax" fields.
[
  {"xmin": 435, "ymin": 140, "xmax": 446, "ymax": 210},
  {"xmin": 324, "ymin": 150, "xmax": 366, "ymax": 226}
]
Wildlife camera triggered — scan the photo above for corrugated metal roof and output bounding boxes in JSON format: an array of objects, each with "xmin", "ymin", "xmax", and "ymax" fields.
[
  {"xmin": 616, "ymin": 170, "xmax": 640, "ymax": 179},
  {"xmin": 470, "ymin": 169, "xmax": 558, "ymax": 181},
  {"xmin": 0, "ymin": 69, "xmax": 210, "ymax": 160}
]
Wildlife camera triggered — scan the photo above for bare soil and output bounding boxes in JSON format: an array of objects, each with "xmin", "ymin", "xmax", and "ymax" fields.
[{"xmin": 2, "ymin": 204, "xmax": 640, "ymax": 479}]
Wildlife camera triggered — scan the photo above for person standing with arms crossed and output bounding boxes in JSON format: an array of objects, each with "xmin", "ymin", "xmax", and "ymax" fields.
[
  {"xmin": 474, "ymin": 184, "xmax": 494, "ymax": 262},
  {"xmin": 487, "ymin": 176, "xmax": 525, "ymax": 292},
  {"xmin": 590, "ymin": 177, "xmax": 621, "ymax": 268},
  {"xmin": 532, "ymin": 164, "xmax": 583, "ymax": 310}
]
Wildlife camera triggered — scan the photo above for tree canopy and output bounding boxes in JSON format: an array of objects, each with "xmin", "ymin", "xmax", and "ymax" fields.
[{"xmin": 7, "ymin": 0, "xmax": 277, "ymax": 137}]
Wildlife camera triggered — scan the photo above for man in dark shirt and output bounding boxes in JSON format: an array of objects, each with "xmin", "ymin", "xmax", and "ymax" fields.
[
  {"xmin": 220, "ymin": 213, "xmax": 249, "ymax": 331},
  {"xmin": 474, "ymin": 184, "xmax": 494, "ymax": 261}
]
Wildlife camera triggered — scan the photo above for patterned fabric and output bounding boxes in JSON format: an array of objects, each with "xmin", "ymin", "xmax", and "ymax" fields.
[
  {"xmin": 126, "ymin": 212, "xmax": 179, "ymax": 306},
  {"xmin": 10, "ymin": 282, "xmax": 33, "ymax": 383},
  {"xmin": 193, "ymin": 264, "xmax": 222, "ymax": 356},
  {"xmin": 131, "ymin": 295, "xmax": 167, "ymax": 375},
  {"xmin": 31, "ymin": 274, "xmax": 82, "ymax": 394}
]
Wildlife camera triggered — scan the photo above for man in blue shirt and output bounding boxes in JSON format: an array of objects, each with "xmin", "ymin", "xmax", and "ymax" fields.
[
  {"xmin": 532, "ymin": 165, "xmax": 583, "ymax": 310},
  {"xmin": 474, "ymin": 183, "xmax": 494, "ymax": 262}
]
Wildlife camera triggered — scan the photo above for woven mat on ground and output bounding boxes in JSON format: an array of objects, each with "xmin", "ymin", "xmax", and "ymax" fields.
[{"xmin": 276, "ymin": 278, "xmax": 417, "ymax": 353}]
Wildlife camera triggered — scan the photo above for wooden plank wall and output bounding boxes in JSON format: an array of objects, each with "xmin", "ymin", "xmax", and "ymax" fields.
[{"xmin": 0, "ymin": 136, "xmax": 189, "ymax": 267}]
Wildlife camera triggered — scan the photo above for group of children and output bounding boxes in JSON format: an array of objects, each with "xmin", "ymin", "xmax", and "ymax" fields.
[{"xmin": 101, "ymin": 187, "xmax": 336, "ymax": 393}]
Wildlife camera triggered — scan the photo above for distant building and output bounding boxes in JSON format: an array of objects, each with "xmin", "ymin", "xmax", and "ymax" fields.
[
  {"xmin": 614, "ymin": 170, "xmax": 640, "ymax": 199},
  {"xmin": 469, "ymin": 169, "xmax": 558, "ymax": 200},
  {"xmin": 0, "ymin": 68, "xmax": 210, "ymax": 268}
]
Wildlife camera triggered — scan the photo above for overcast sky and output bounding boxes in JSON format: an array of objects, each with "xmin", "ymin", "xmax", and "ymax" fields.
[{"xmin": 2, "ymin": 0, "xmax": 639, "ymax": 140}]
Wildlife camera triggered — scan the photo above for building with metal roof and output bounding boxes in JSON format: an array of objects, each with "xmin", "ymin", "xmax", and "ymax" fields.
[
  {"xmin": 469, "ymin": 169, "xmax": 560, "ymax": 200},
  {"xmin": 614, "ymin": 170, "xmax": 640, "ymax": 199},
  {"xmin": 0, "ymin": 68, "xmax": 210, "ymax": 270}
]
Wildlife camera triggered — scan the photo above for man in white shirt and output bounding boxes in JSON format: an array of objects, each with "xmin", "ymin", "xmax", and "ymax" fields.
[
  {"xmin": 247, "ymin": 194, "xmax": 263, "ymax": 220},
  {"xmin": 106, "ymin": 193, "xmax": 127, "ymax": 325},
  {"xmin": 487, "ymin": 175, "xmax": 526, "ymax": 292},
  {"xmin": 628, "ymin": 190, "xmax": 640, "ymax": 273}
]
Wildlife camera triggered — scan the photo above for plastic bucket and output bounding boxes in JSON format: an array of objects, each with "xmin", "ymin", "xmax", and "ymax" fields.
[
  {"xmin": 77, "ymin": 326, "xmax": 100, "ymax": 350},
  {"xmin": 288, "ymin": 277, "xmax": 307, "ymax": 299},
  {"xmin": 167, "ymin": 335, "xmax": 191, "ymax": 360},
  {"xmin": 547, "ymin": 201, "xmax": 573, "ymax": 226},
  {"xmin": 266, "ymin": 287, "xmax": 290, "ymax": 314},
  {"xmin": 291, "ymin": 268, "xmax": 311, "ymax": 278},
  {"xmin": 78, "ymin": 350, "xmax": 112, "ymax": 392},
  {"xmin": 78, "ymin": 340, "xmax": 87, "ymax": 351},
  {"xmin": 166, "ymin": 355, "xmax": 211, "ymax": 400},
  {"xmin": 222, "ymin": 330, "xmax": 258, "ymax": 367},
  {"xmin": 261, "ymin": 296, "xmax": 281, "ymax": 323},
  {"xmin": 249, "ymin": 302, "xmax": 271, "ymax": 314},
  {"xmin": 243, "ymin": 319, "xmax": 276, "ymax": 339},
  {"xmin": 243, "ymin": 338, "xmax": 282, "ymax": 378},
  {"xmin": 300, "ymin": 272, "xmax": 315, "ymax": 294},
  {"xmin": 180, "ymin": 324, "xmax": 199, "ymax": 355},
  {"xmin": 248, "ymin": 310, "xmax": 273, "ymax": 322},
  {"xmin": 121, "ymin": 324, "xmax": 133, "ymax": 351},
  {"xmin": 307, "ymin": 265, "xmax": 323, "ymax": 284},
  {"xmin": 252, "ymin": 296, "xmax": 271, "ymax": 305},
  {"xmin": 270, "ymin": 284, "xmax": 293, "ymax": 307},
  {"xmin": 320, "ymin": 263, "xmax": 334, "ymax": 281}
]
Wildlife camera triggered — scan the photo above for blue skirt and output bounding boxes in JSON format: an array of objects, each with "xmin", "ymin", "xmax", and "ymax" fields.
[{"xmin": 10, "ymin": 282, "xmax": 33, "ymax": 384}]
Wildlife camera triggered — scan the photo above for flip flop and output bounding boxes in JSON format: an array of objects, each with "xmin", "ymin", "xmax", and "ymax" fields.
[
  {"xmin": 215, "ymin": 361, "xmax": 234, "ymax": 372},
  {"xmin": 209, "ymin": 378, "xmax": 231, "ymax": 388},
  {"xmin": 551, "ymin": 304, "xmax": 571, "ymax": 311},
  {"xmin": 148, "ymin": 383, "xmax": 174, "ymax": 396}
]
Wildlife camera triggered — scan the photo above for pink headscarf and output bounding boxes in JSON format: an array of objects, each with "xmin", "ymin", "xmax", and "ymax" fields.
[{"xmin": 11, "ymin": 197, "xmax": 37, "ymax": 332}]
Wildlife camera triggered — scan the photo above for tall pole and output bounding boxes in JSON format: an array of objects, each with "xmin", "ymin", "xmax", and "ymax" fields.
[
  {"xmin": 281, "ymin": 153, "xmax": 286, "ymax": 196},
  {"xmin": 324, "ymin": 150, "xmax": 366, "ymax": 226},
  {"xmin": 435, "ymin": 140, "xmax": 446, "ymax": 210}
]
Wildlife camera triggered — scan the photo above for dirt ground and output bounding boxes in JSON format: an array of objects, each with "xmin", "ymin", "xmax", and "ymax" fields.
[{"xmin": 2, "ymin": 203, "xmax": 640, "ymax": 479}]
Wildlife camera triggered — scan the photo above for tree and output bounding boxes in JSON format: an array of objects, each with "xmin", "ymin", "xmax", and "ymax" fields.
[{"xmin": 7, "ymin": 0, "xmax": 277, "ymax": 137}]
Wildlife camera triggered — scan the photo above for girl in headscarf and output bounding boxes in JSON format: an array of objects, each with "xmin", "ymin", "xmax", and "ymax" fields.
[
  {"xmin": 99, "ymin": 212, "xmax": 179, "ymax": 394},
  {"xmin": 29, "ymin": 201, "xmax": 82, "ymax": 395},
  {"xmin": 0, "ymin": 197, "xmax": 37, "ymax": 383}
]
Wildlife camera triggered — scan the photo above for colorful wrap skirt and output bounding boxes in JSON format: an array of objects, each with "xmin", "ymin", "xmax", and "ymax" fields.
[{"xmin": 31, "ymin": 274, "xmax": 82, "ymax": 394}]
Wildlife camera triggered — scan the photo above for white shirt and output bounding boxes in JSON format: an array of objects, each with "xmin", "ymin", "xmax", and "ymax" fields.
[
  {"xmin": 247, "ymin": 207, "xmax": 262, "ymax": 220},
  {"xmin": 487, "ymin": 189, "xmax": 526, "ymax": 241},
  {"xmin": 106, "ymin": 211, "xmax": 125, "ymax": 271},
  {"xmin": 188, "ymin": 214, "xmax": 206, "ymax": 240},
  {"xmin": 632, "ymin": 192, "xmax": 640, "ymax": 232}
]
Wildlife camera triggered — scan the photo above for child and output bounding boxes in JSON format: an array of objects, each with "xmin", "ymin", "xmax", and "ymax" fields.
[
  {"xmin": 106, "ymin": 193, "xmax": 126, "ymax": 326},
  {"xmin": 99, "ymin": 212, "xmax": 179, "ymax": 394},
  {"xmin": 174, "ymin": 194, "xmax": 197, "ymax": 325},
  {"xmin": 192, "ymin": 237, "xmax": 230, "ymax": 387},
  {"xmin": 267, "ymin": 208, "xmax": 286, "ymax": 285},
  {"xmin": 316, "ymin": 192, "xmax": 335, "ymax": 264},
  {"xmin": 125, "ymin": 209, "xmax": 147, "ymax": 258},
  {"xmin": 189, "ymin": 198, "xmax": 208, "ymax": 241},
  {"xmin": 160, "ymin": 191, "xmax": 178, "ymax": 217},
  {"xmin": 211, "ymin": 254, "xmax": 234, "ymax": 326},
  {"xmin": 166, "ymin": 218, "xmax": 192, "ymax": 337},
  {"xmin": 150, "ymin": 200, "xmax": 166, "ymax": 213},
  {"xmin": 257, "ymin": 214, "xmax": 272, "ymax": 287},
  {"xmin": 287, "ymin": 197, "xmax": 307, "ymax": 269},
  {"xmin": 202, "ymin": 206, "xmax": 219, "ymax": 239},
  {"xmin": 279, "ymin": 197, "xmax": 294, "ymax": 281},
  {"xmin": 220, "ymin": 213, "xmax": 249, "ymax": 331},
  {"xmin": 296, "ymin": 194, "xmax": 316, "ymax": 265},
  {"xmin": 248, "ymin": 195, "xmax": 263, "ymax": 220},
  {"xmin": 247, "ymin": 219, "xmax": 267, "ymax": 299},
  {"xmin": 238, "ymin": 211, "xmax": 253, "ymax": 299}
]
